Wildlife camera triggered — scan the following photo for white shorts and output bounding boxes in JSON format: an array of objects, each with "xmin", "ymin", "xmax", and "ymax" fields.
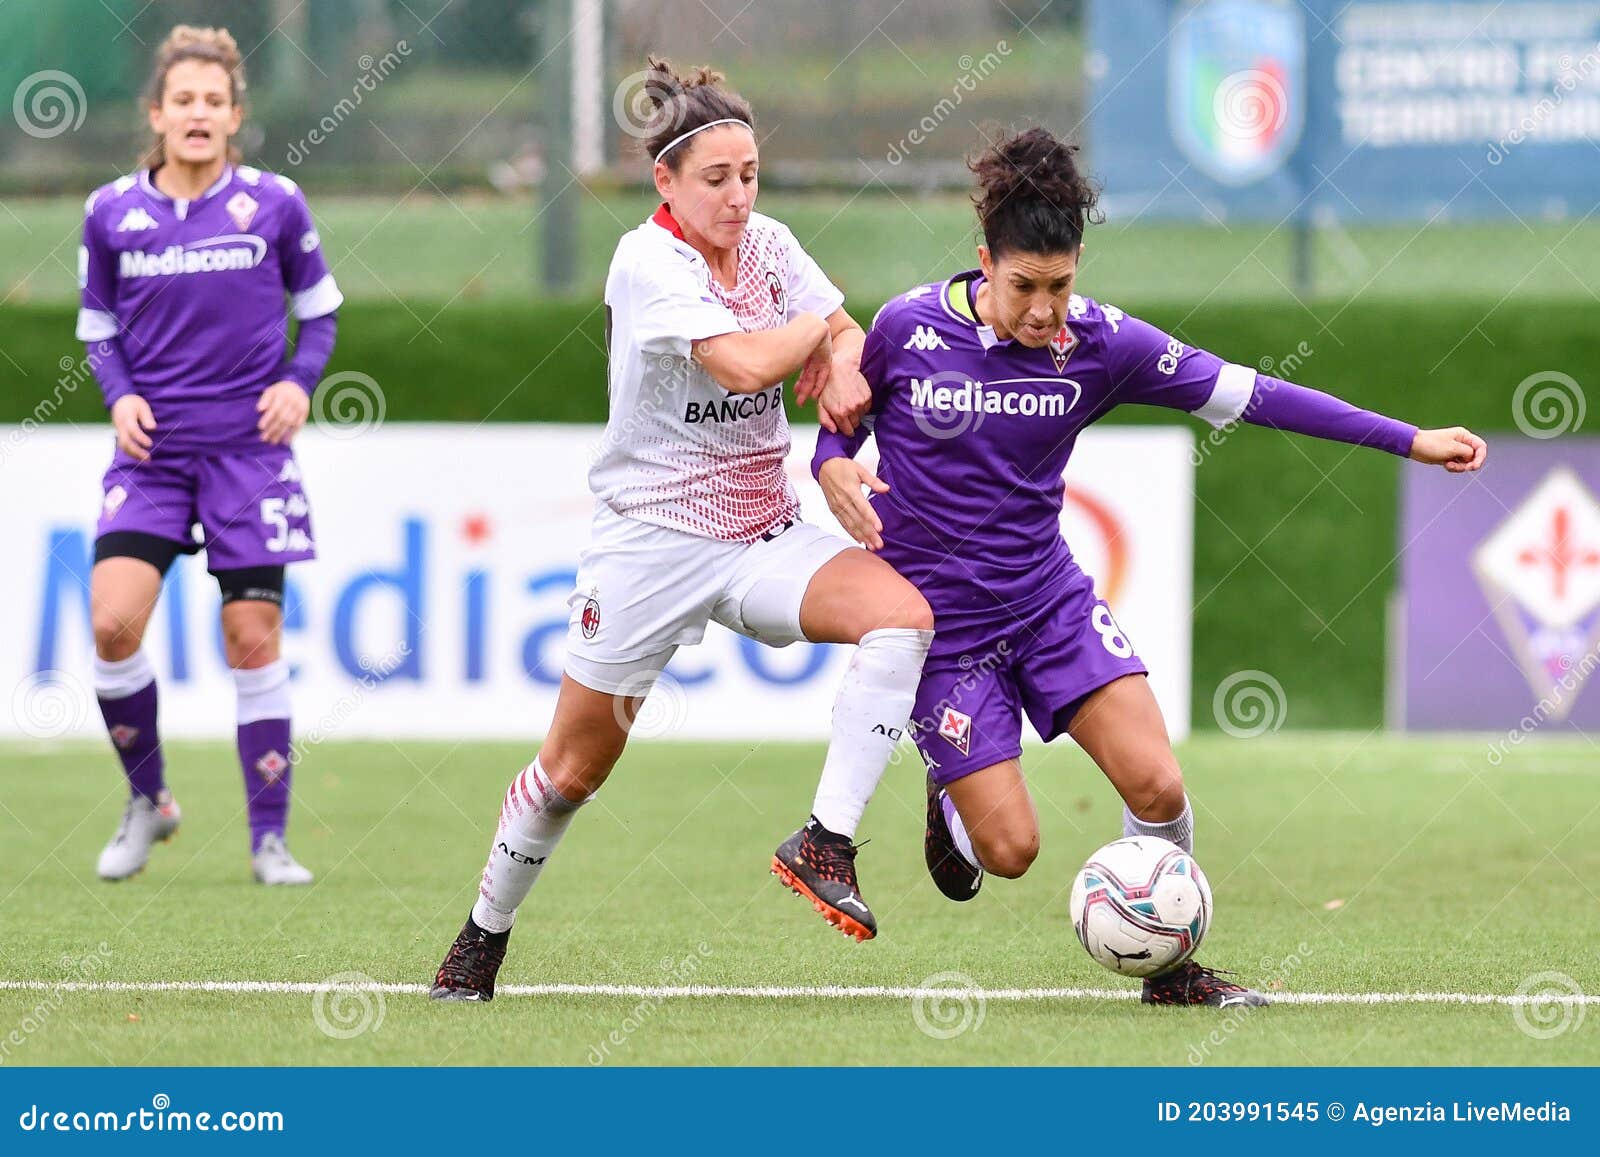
[{"xmin": 564, "ymin": 503, "xmax": 854, "ymax": 694}]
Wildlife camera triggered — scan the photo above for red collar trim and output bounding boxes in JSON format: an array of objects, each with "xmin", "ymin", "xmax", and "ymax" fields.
[{"xmin": 650, "ymin": 202, "xmax": 685, "ymax": 240}]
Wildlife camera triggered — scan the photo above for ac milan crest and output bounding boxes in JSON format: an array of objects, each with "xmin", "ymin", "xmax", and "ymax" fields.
[
  {"xmin": 938, "ymin": 707, "xmax": 973, "ymax": 756},
  {"xmin": 581, "ymin": 597, "xmax": 601, "ymax": 640},
  {"xmin": 765, "ymin": 269, "xmax": 786, "ymax": 317},
  {"xmin": 225, "ymin": 191, "xmax": 259, "ymax": 231},
  {"xmin": 1473, "ymin": 466, "xmax": 1600, "ymax": 719},
  {"xmin": 1048, "ymin": 324, "xmax": 1078, "ymax": 374}
]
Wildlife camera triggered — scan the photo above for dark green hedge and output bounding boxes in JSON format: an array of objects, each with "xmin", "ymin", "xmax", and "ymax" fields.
[{"xmin": 5, "ymin": 298, "xmax": 1552, "ymax": 727}]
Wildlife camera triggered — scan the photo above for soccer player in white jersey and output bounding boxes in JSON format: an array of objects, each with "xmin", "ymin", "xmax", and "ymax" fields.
[
  {"xmin": 80, "ymin": 27, "xmax": 341, "ymax": 885},
  {"xmin": 430, "ymin": 58, "xmax": 934, "ymax": 999}
]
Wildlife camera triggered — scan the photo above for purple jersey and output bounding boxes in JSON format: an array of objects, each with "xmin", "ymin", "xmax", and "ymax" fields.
[
  {"xmin": 817, "ymin": 271, "xmax": 1417, "ymax": 651},
  {"xmin": 77, "ymin": 166, "xmax": 343, "ymax": 454}
]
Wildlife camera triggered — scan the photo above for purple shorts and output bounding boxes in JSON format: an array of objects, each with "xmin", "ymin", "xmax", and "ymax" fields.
[
  {"xmin": 95, "ymin": 446, "xmax": 316, "ymax": 572},
  {"xmin": 909, "ymin": 570, "xmax": 1147, "ymax": 785}
]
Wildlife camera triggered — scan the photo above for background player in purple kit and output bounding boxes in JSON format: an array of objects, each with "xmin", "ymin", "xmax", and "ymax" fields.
[
  {"xmin": 78, "ymin": 26, "xmax": 342, "ymax": 885},
  {"xmin": 814, "ymin": 128, "xmax": 1487, "ymax": 1006}
]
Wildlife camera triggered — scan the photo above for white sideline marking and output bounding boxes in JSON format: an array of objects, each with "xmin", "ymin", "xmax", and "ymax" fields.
[{"xmin": 0, "ymin": 980, "xmax": 1595, "ymax": 1005}]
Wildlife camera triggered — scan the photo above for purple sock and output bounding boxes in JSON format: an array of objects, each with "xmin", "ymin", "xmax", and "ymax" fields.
[
  {"xmin": 237, "ymin": 718, "xmax": 292, "ymax": 853},
  {"xmin": 94, "ymin": 653, "xmax": 165, "ymax": 802}
]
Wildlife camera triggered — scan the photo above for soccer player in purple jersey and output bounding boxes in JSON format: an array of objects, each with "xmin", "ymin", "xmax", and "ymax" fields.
[
  {"xmin": 814, "ymin": 128, "xmax": 1486, "ymax": 1006},
  {"xmin": 78, "ymin": 27, "xmax": 343, "ymax": 885}
]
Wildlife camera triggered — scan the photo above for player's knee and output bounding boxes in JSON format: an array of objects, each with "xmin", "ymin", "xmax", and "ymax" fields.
[
  {"xmin": 1125, "ymin": 756, "xmax": 1185, "ymax": 823},
  {"xmin": 223, "ymin": 623, "xmax": 279, "ymax": 670},
  {"xmin": 976, "ymin": 830, "xmax": 1039, "ymax": 879},
  {"xmin": 888, "ymin": 590, "xmax": 935, "ymax": 634},
  {"xmin": 92, "ymin": 610, "xmax": 144, "ymax": 660},
  {"xmin": 538, "ymin": 742, "xmax": 620, "ymax": 803}
]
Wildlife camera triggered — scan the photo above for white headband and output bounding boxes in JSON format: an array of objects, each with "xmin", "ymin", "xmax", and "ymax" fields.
[{"xmin": 654, "ymin": 117, "xmax": 753, "ymax": 164}]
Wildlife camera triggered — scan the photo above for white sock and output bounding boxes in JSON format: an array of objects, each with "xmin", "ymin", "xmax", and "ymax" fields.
[
  {"xmin": 810, "ymin": 627, "xmax": 933, "ymax": 838},
  {"xmin": 1123, "ymin": 796, "xmax": 1194, "ymax": 854},
  {"xmin": 92, "ymin": 650, "xmax": 155, "ymax": 698},
  {"xmin": 471, "ymin": 757, "xmax": 583, "ymax": 933},
  {"xmin": 940, "ymin": 790, "xmax": 981, "ymax": 870},
  {"xmin": 233, "ymin": 659, "xmax": 291, "ymax": 722}
]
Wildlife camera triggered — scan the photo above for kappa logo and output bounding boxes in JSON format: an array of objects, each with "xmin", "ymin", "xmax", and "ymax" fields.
[
  {"xmin": 903, "ymin": 324, "xmax": 950, "ymax": 351},
  {"xmin": 225, "ymin": 191, "xmax": 259, "ymax": 231},
  {"xmin": 938, "ymin": 707, "xmax": 973, "ymax": 756},
  {"xmin": 276, "ymin": 459, "xmax": 302, "ymax": 484},
  {"xmin": 1048, "ymin": 323, "xmax": 1078, "ymax": 373},
  {"xmin": 256, "ymin": 750, "xmax": 289, "ymax": 782},
  {"xmin": 115, "ymin": 207, "xmax": 159, "ymax": 233},
  {"xmin": 903, "ymin": 285, "xmax": 934, "ymax": 300}
]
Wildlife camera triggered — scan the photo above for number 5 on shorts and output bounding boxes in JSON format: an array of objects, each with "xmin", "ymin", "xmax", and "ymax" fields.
[
  {"xmin": 260, "ymin": 497, "xmax": 288, "ymax": 553},
  {"xmin": 1091, "ymin": 603, "xmax": 1134, "ymax": 658}
]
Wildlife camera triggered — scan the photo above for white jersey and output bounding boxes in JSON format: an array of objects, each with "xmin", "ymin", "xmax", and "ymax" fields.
[{"xmin": 589, "ymin": 205, "xmax": 845, "ymax": 542}]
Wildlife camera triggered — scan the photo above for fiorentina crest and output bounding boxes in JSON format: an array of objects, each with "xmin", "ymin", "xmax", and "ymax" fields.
[
  {"xmin": 1048, "ymin": 324, "xmax": 1078, "ymax": 374},
  {"xmin": 1168, "ymin": 0, "xmax": 1305, "ymax": 186},
  {"xmin": 1472, "ymin": 466, "xmax": 1600, "ymax": 720}
]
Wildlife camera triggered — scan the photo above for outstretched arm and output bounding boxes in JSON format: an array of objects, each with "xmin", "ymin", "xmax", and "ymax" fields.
[{"xmin": 1244, "ymin": 374, "xmax": 1486, "ymax": 471}]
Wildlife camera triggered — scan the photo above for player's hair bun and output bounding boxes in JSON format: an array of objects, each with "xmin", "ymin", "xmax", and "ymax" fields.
[
  {"xmin": 640, "ymin": 53, "xmax": 755, "ymax": 169},
  {"xmin": 969, "ymin": 127, "xmax": 1103, "ymax": 257}
]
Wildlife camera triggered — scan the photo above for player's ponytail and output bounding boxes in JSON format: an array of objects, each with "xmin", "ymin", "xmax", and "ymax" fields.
[
  {"xmin": 969, "ymin": 127, "xmax": 1102, "ymax": 256},
  {"xmin": 141, "ymin": 25, "xmax": 247, "ymax": 169},
  {"xmin": 639, "ymin": 54, "xmax": 755, "ymax": 170}
]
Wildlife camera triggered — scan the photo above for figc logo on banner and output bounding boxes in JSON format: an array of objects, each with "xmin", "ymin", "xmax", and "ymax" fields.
[{"xmin": 1168, "ymin": 0, "xmax": 1306, "ymax": 186}]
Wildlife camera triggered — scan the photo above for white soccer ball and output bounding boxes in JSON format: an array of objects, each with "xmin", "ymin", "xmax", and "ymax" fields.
[{"xmin": 1069, "ymin": 836, "xmax": 1212, "ymax": 978}]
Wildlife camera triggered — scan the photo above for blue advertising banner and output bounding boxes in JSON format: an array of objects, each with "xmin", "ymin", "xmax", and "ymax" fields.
[{"xmin": 1089, "ymin": 0, "xmax": 1600, "ymax": 221}]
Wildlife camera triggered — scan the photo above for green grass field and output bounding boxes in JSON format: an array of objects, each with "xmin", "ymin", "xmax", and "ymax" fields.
[{"xmin": 2, "ymin": 735, "xmax": 1597, "ymax": 1066}]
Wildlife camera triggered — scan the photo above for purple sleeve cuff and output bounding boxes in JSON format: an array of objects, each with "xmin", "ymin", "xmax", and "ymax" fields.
[
  {"xmin": 1246, "ymin": 374, "xmax": 1418, "ymax": 458},
  {"xmin": 811, "ymin": 426, "xmax": 871, "ymax": 480},
  {"xmin": 85, "ymin": 338, "xmax": 135, "ymax": 410},
  {"xmin": 278, "ymin": 313, "xmax": 338, "ymax": 394}
]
